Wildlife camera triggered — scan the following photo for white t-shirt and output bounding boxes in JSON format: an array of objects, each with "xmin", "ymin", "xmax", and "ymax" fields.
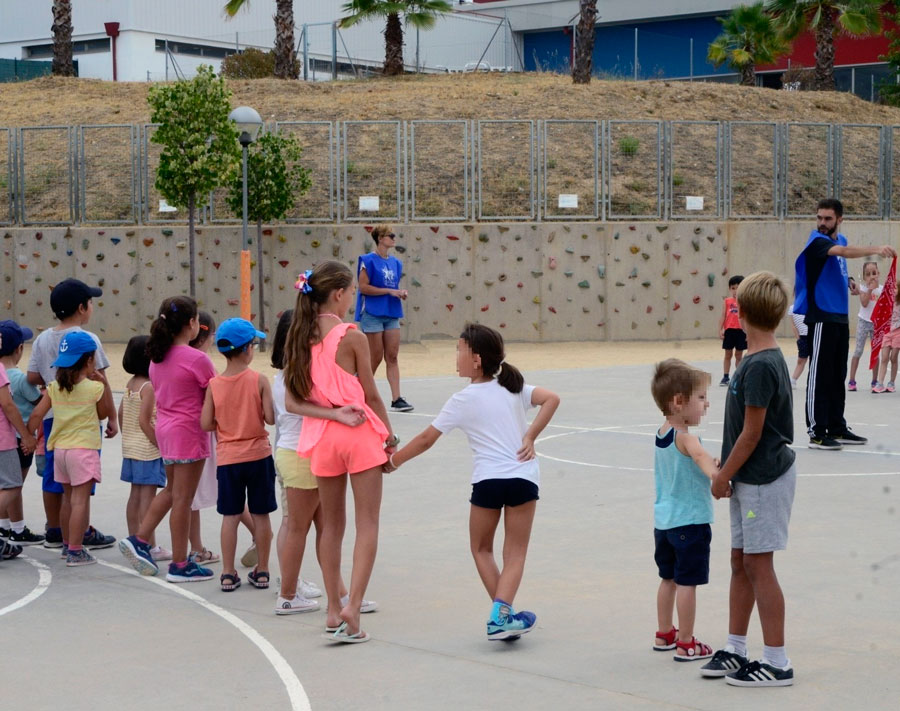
[
  {"xmin": 431, "ymin": 380, "xmax": 539, "ymax": 485},
  {"xmin": 858, "ymin": 284, "xmax": 882, "ymax": 323},
  {"xmin": 272, "ymin": 371, "xmax": 302, "ymax": 451},
  {"xmin": 789, "ymin": 303, "xmax": 807, "ymax": 337}
]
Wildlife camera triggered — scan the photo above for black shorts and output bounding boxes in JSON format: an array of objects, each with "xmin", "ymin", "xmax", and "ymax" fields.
[
  {"xmin": 217, "ymin": 455, "xmax": 278, "ymax": 516},
  {"xmin": 470, "ymin": 478, "xmax": 539, "ymax": 509},
  {"xmin": 17, "ymin": 440, "xmax": 33, "ymax": 470},
  {"xmin": 722, "ymin": 328, "xmax": 747, "ymax": 351},
  {"xmin": 797, "ymin": 335, "xmax": 809, "ymax": 359},
  {"xmin": 654, "ymin": 524, "xmax": 711, "ymax": 586}
]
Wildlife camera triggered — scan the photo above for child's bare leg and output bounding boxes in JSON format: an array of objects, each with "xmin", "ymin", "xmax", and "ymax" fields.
[
  {"xmin": 0, "ymin": 489, "xmax": 19, "ymax": 527},
  {"xmin": 7, "ymin": 480, "xmax": 24, "ymax": 522},
  {"xmin": 494, "ymin": 500, "xmax": 536, "ymax": 605},
  {"xmin": 240, "ymin": 506, "xmax": 255, "ymax": 537},
  {"xmin": 188, "ymin": 509, "xmax": 203, "ymax": 552},
  {"xmin": 137, "ymin": 485, "xmax": 158, "ymax": 547},
  {"xmin": 469, "ymin": 505, "xmax": 502, "ymax": 598},
  {"xmin": 168, "ymin": 461, "xmax": 204, "ymax": 564},
  {"xmin": 734, "ymin": 350, "xmax": 744, "ymax": 367},
  {"xmin": 656, "ymin": 578, "xmax": 676, "ymax": 643},
  {"xmin": 67, "ymin": 482, "xmax": 92, "ymax": 550},
  {"xmin": 137, "ymin": 474, "xmax": 173, "ymax": 541},
  {"xmin": 849, "ymin": 354, "xmax": 860, "ymax": 382},
  {"xmin": 728, "ymin": 548, "xmax": 755, "ymax": 636},
  {"xmin": 877, "ymin": 348, "xmax": 890, "ymax": 384},
  {"xmin": 251, "ymin": 513, "xmax": 272, "ymax": 574},
  {"xmin": 43, "ymin": 490, "xmax": 62, "ymax": 529},
  {"xmin": 315, "ymin": 474, "xmax": 348, "ymax": 629},
  {"xmin": 125, "ymin": 485, "xmax": 142, "ymax": 536},
  {"xmin": 60, "ymin": 486, "xmax": 71, "ymax": 546},
  {"xmin": 890, "ymin": 349, "xmax": 899, "ymax": 384},
  {"xmin": 341, "ymin": 467, "xmax": 383, "ymax": 635},
  {"xmin": 674, "ymin": 584, "xmax": 698, "ymax": 652},
  {"xmin": 723, "ymin": 349, "xmax": 733, "ymax": 376},
  {"xmin": 792, "ymin": 357, "xmax": 807, "ymax": 381},
  {"xmin": 220, "ymin": 514, "xmax": 241, "ymax": 576},
  {"xmin": 741, "ymin": 552, "xmax": 784, "ymax": 647},
  {"xmin": 279, "ymin": 487, "xmax": 318, "ymax": 599}
]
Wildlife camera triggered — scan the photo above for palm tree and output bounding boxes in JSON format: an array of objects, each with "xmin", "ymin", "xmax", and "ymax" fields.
[
  {"xmin": 51, "ymin": 0, "xmax": 75, "ymax": 76},
  {"xmin": 572, "ymin": 1, "xmax": 598, "ymax": 84},
  {"xmin": 708, "ymin": 3, "xmax": 788, "ymax": 86},
  {"xmin": 339, "ymin": 0, "xmax": 453, "ymax": 76},
  {"xmin": 225, "ymin": 0, "xmax": 298, "ymax": 79},
  {"xmin": 765, "ymin": 0, "xmax": 882, "ymax": 90}
]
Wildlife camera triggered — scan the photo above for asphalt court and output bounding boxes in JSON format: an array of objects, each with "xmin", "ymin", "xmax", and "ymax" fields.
[{"xmin": 2, "ymin": 358, "xmax": 899, "ymax": 711}]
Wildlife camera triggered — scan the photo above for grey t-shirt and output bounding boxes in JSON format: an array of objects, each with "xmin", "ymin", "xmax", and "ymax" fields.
[
  {"xmin": 720, "ymin": 348, "xmax": 795, "ymax": 485},
  {"xmin": 27, "ymin": 326, "xmax": 110, "ymax": 420}
]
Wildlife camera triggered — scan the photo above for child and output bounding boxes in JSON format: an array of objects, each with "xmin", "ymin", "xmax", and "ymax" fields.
[
  {"xmin": 200, "ymin": 318, "xmax": 276, "ymax": 592},
  {"xmin": 284, "ymin": 262, "xmax": 395, "ymax": 642},
  {"xmin": 787, "ymin": 302, "xmax": 808, "ymax": 389},
  {"xmin": 388, "ymin": 323, "xmax": 560, "ymax": 641},
  {"xmin": 873, "ymin": 287, "xmax": 900, "ymax": 394},
  {"xmin": 848, "ymin": 261, "xmax": 881, "ymax": 391},
  {"xmin": 0, "ymin": 320, "xmax": 43, "ymax": 545},
  {"xmin": 118, "ymin": 335, "xmax": 169, "ymax": 561},
  {"xmin": 649, "ymin": 359, "xmax": 719, "ymax": 661},
  {"xmin": 0, "ymin": 325, "xmax": 39, "ymax": 551},
  {"xmin": 27, "ymin": 332, "xmax": 114, "ymax": 566},
  {"xmin": 26, "ymin": 278, "xmax": 116, "ymax": 550},
  {"xmin": 706, "ymin": 271, "xmax": 796, "ymax": 687},
  {"xmin": 118, "ymin": 296, "xmax": 217, "ymax": 582},
  {"xmin": 271, "ymin": 309, "xmax": 367, "ymax": 614},
  {"xmin": 719, "ymin": 275, "xmax": 746, "ymax": 386}
]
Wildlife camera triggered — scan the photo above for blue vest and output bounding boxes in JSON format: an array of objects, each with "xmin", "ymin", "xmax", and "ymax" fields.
[
  {"xmin": 793, "ymin": 230, "xmax": 848, "ymax": 317},
  {"xmin": 653, "ymin": 428, "xmax": 714, "ymax": 530},
  {"xmin": 355, "ymin": 252, "xmax": 403, "ymax": 320}
]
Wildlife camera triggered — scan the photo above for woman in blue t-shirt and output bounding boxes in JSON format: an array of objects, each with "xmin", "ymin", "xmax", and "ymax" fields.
[{"xmin": 355, "ymin": 225, "xmax": 413, "ymax": 412}]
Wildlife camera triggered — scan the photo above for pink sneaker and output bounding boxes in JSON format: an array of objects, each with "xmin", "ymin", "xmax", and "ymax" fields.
[
  {"xmin": 873, "ymin": 383, "xmax": 886, "ymax": 393},
  {"xmin": 848, "ymin": 380, "xmax": 857, "ymax": 391},
  {"xmin": 888, "ymin": 382, "xmax": 896, "ymax": 393}
]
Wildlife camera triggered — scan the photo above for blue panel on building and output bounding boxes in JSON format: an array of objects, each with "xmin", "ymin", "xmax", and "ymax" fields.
[{"xmin": 524, "ymin": 15, "xmax": 735, "ymax": 79}]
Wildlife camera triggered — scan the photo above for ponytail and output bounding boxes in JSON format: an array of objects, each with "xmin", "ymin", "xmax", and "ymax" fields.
[
  {"xmin": 56, "ymin": 352, "xmax": 94, "ymax": 392},
  {"xmin": 460, "ymin": 323, "xmax": 523, "ymax": 394},
  {"xmin": 147, "ymin": 296, "xmax": 198, "ymax": 363},
  {"xmin": 283, "ymin": 261, "xmax": 353, "ymax": 400}
]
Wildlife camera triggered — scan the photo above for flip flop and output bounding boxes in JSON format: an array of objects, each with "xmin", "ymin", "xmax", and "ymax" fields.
[{"xmin": 323, "ymin": 621, "xmax": 370, "ymax": 644}]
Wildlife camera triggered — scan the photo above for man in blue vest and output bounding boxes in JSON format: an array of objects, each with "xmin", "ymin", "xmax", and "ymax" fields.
[{"xmin": 794, "ymin": 198, "xmax": 896, "ymax": 450}]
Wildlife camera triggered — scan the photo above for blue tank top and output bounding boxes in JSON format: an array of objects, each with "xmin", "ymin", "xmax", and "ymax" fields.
[
  {"xmin": 794, "ymin": 230, "xmax": 849, "ymax": 320},
  {"xmin": 653, "ymin": 427, "xmax": 714, "ymax": 530},
  {"xmin": 354, "ymin": 252, "xmax": 404, "ymax": 320}
]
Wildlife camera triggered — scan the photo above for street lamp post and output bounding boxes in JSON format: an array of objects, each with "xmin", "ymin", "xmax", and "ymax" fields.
[{"xmin": 228, "ymin": 106, "xmax": 263, "ymax": 329}]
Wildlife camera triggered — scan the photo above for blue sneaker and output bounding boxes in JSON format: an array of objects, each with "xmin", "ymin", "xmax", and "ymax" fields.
[
  {"xmin": 82, "ymin": 526, "xmax": 116, "ymax": 550},
  {"xmin": 166, "ymin": 560, "xmax": 215, "ymax": 583},
  {"xmin": 118, "ymin": 535, "xmax": 159, "ymax": 576},
  {"xmin": 487, "ymin": 606, "xmax": 537, "ymax": 641}
]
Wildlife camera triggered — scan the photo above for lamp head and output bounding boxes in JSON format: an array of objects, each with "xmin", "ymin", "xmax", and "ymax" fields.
[{"xmin": 228, "ymin": 106, "xmax": 263, "ymax": 143}]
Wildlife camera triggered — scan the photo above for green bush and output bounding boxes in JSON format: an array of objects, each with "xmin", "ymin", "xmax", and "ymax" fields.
[
  {"xmin": 619, "ymin": 135, "xmax": 640, "ymax": 157},
  {"xmin": 220, "ymin": 48, "xmax": 276, "ymax": 79}
]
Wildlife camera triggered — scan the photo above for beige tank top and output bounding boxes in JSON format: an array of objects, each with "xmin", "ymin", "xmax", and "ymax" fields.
[{"xmin": 121, "ymin": 382, "xmax": 160, "ymax": 461}]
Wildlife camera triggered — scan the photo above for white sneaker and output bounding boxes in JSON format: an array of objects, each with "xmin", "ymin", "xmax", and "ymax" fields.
[
  {"xmin": 275, "ymin": 594, "xmax": 319, "ymax": 615},
  {"xmin": 341, "ymin": 593, "xmax": 378, "ymax": 613},
  {"xmin": 300, "ymin": 579, "xmax": 322, "ymax": 599},
  {"xmin": 150, "ymin": 545, "xmax": 173, "ymax": 562}
]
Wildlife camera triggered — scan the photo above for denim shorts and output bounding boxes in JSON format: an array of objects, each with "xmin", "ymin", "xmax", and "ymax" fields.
[
  {"xmin": 654, "ymin": 523, "xmax": 712, "ymax": 586},
  {"xmin": 359, "ymin": 311, "xmax": 400, "ymax": 333},
  {"xmin": 121, "ymin": 458, "xmax": 166, "ymax": 487}
]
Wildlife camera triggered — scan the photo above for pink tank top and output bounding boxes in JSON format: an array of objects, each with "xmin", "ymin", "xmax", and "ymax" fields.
[{"xmin": 296, "ymin": 321, "xmax": 388, "ymax": 457}]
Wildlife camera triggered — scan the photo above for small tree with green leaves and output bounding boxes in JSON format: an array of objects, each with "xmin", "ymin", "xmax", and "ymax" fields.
[
  {"xmin": 880, "ymin": 1, "xmax": 900, "ymax": 106},
  {"xmin": 226, "ymin": 132, "xmax": 311, "ymax": 343},
  {"xmin": 148, "ymin": 65, "xmax": 240, "ymax": 296},
  {"xmin": 220, "ymin": 48, "xmax": 277, "ymax": 79},
  {"xmin": 708, "ymin": 3, "xmax": 788, "ymax": 86}
]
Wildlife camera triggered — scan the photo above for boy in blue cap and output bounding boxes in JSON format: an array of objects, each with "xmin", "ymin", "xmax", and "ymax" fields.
[
  {"xmin": 0, "ymin": 321, "xmax": 43, "ymax": 545},
  {"xmin": 200, "ymin": 318, "xmax": 277, "ymax": 592}
]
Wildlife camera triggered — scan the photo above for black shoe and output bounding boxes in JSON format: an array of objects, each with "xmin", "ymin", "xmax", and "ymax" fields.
[
  {"xmin": 0, "ymin": 527, "xmax": 10, "ymax": 540},
  {"xmin": 725, "ymin": 659, "xmax": 794, "ymax": 687},
  {"xmin": 42, "ymin": 527, "xmax": 64, "ymax": 549},
  {"xmin": 391, "ymin": 397, "xmax": 414, "ymax": 413},
  {"xmin": 7, "ymin": 526, "xmax": 45, "ymax": 546},
  {"xmin": 830, "ymin": 429, "xmax": 867, "ymax": 445},
  {"xmin": 808, "ymin": 436, "xmax": 842, "ymax": 450},
  {"xmin": 1, "ymin": 540, "xmax": 23, "ymax": 560},
  {"xmin": 82, "ymin": 526, "xmax": 116, "ymax": 550},
  {"xmin": 700, "ymin": 647, "xmax": 749, "ymax": 678},
  {"xmin": 719, "ymin": 374, "xmax": 730, "ymax": 386}
]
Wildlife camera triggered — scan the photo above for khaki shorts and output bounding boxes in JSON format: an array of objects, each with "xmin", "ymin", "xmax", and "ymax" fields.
[{"xmin": 274, "ymin": 447, "xmax": 317, "ymax": 493}]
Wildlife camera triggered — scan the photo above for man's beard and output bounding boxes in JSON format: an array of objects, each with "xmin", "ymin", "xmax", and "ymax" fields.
[{"xmin": 818, "ymin": 224, "xmax": 836, "ymax": 236}]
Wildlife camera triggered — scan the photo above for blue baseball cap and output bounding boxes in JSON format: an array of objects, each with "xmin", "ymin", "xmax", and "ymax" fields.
[
  {"xmin": 0, "ymin": 320, "xmax": 34, "ymax": 356},
  {"xmin": 52, "ymin": 331, "xmax": 97, "ymax": 368},
  {"xmin": 216, "ymin": 318, "xmax": 266, "ymax": 353}
]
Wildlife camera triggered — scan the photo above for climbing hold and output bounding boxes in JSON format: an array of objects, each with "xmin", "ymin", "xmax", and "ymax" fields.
[
  {"xmin": 582, "ymin": 307, "xmax": 590, "ymax": 313},
  {"xmin": 180, "ymin": 261, "xmax": 189, "ymax": 268},
  {"xmin": 694, "ymin": 227, "xmax": 702, "ymax": 235},
  {"xmin": 548, "ymin": 306, "xmax": 557, "ymax": 314},
  {"xmin": 81, "ymin": 239, "xmax": 90, "ymax": 250},
  {"xmin": 96, "ymin": 253, "xmax": 104, "ymax": 261},
  {"xmin": 484, "ymin": 280, "xmax": 495, "ymax": 286},
  {"xmin": 629, "ymin": 245, "xmax": 640, "ymax": 255},
  {"xmin": 690, "ymin": 269, "xmax": 698, "ymax": 275},
  {"xmin": 446, "ymin": 235, "xmax": 459, "ymax": 241},
  {"xmin": 97, "ymin": 278, "xmax": 104, "ymax": 287},
  {"xmin": 227, "ymin": 299, "xmax": 239, "ymax": 306},
  {"xmin": 447, "ymin": 282, "xmax": 456, "ymax": 289},
  {"xmin": 263, "ymin": 228, "xmax": 273, "ymax": 236},
  {"xmin": 162, "ymin": 229, "xmax": 174, "ymax": 237},
  {"xmin": 428, "ymin": 226, "xmax": 440, "ymax": 233},
  {"xmin": 673, "ymin": 302, "xmax": 681, "ymax": 311},
  {"xmin": 657, "ymin": 319, "xmax": 666, "ymax": 326},
  {"xmin": 642, "ymin": 281, "xmax": 651, "ymax": 288},
  {"xmin": 517, "ymin": 282, "xmax": 524, "ymax": 288},
  {"xmin": 278, "ymin": 260, "xmax": 290, "ymax": 268},
  {"xmin": 581, "ymin": 255, "xmax": 590, "ymax": 262},
  {"xmin": 130, "ymin": 300, "xmax": 137, "ymax": 306},
  {"xmin": 641, "ymin": 253, "xmax": 650, "ymax": 261},
  {"xmin": 565, "ymin": 246, "xmax": 574, "ymax": 254},
  {"xmin": 646, "ymin": 306, "xmax": 652, "ymax": 313},
  {"xmin": 656, "ymin": 226, "xmax": 668, "ymax": 232},
  {"xmin": 110, "ymin": 237, "xmax": 121, "ymax": 245},
  {"xmin": 481, "ymin": 305, "xmax": 489, "ymax": 312},
  {"xmin": 707, "ymin": 235, "xmax": 715, "ymax": 243},
  {"xmin": 394, "ymin": 245, "xmax": 406, "ymax": 254},
  {"xmin": 597, "ymin": 265, "xmax": 606, "ymax": 278},
  {"xmin": 411, "ymin": 278, "xmax": 422, "ymax": 287},
  {"xmin": 708, "ymin": 305, "xmax": 715, "ymax": 311},
  {"xmin": 564, "ymin": 270, "xmax": 573, "ymax": 277},
  {"xmin": 547, "ymin": 232, "xmax": 555, "ymax": 243},
  {"xmin": 598, "ymin": 295, "xmax": 605, "ymax": 303},
  {"xmin": 662, "ymin": 268, "xmax": 669, "ymax": 277},
  {"xmin": 49, "ymin": 260, "xmax": 58, "ymax": 268},
  {"xmin": 628, "ymin": 267, "xmax": 638, "ymax": 279},
  {"xmin": 465, "ymin": 295, "xmax": 472, "ymax": 301},
  {"xmin": 500, "ymin": 296, "xmax": 506, "ymax": 302},
  {"xmin": 707, "ymin": 273, "xmax": 715, "ymax": 288},
  {"xmin": 531, "ymin": 270, "xmax": 543, "ymax": 278},
  {"xmin": 548, "ymin": 257, "xmax": 557, "ymax": 270},
  {"xmin": 693, "ymin": 296, "xmax": 701, "ymax": 304},
  {"xmin": 478, "ymin": 234, "xmax": 489, "ymax": 243},
  {"xmin": 577, "ymin": 280, "xmax": 590, "ymax": 289},
  {"xmin": 213, "ymin": 262, "xmax": 221, "ymax": 270},
  {"xmin": 498, "ymin": 274, "xmax": 507, "ymax": 282},
  {"xmin": 615, "ymin": 281, "xmax": 625, "ymax": 287},
  {"xmin": 129, "ymin": 274, "xmax": 138, "ymax": 285},
  {"xmin": 279, "ymin": 235, "xmax": 287, "ymax": 243},
  {"xmin": 112, "ymin": 289, "xmax": 119, "ymax": 295},
  {"xmin": 143, "ymin": 238, "xmax": 154, "ymax": 247},
  {"xmin": 671, "ymin": 279, "xmax": 682, "ymax": 286},
  {"xmin": 672, "ymin": 253, "xmax": 681, "ymax": 261},
  {"xmin": 125, "ymin": 230, "xmax": 135, "ymax": 237},
  {"xmin": 532, "ymin": 296, "xmax": 541, "ymax": 304},
  {"xmin": 446, "ymin": 304, "xmax": 454, "ymax": 311},
  {"xmin": 176, "ymin": 241, "xmax": 187, "ymax": 249},
  {"xmin": 311, "ymin": 240, "xmax": 320, "ymax": 248},
  {"xmin": 691, "ymin": 239, "xmax": 700, "ymax": 252}
]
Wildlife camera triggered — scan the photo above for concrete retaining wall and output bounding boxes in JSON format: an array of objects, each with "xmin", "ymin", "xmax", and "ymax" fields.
[{"xmin": 3, "ymin": 221, "xmax": 897, "ymax": 342}]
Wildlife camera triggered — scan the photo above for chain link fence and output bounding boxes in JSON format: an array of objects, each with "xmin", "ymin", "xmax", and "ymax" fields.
[{"xmin": 4, "ymin": 120, "xmax": 900, "ymax": 225}]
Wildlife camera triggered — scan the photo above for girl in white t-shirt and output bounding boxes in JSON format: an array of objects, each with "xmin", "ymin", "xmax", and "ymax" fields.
[
  {"xmin": 388, "ymin": 324, "xmax": 560, "ymax": 641},
  {"xmin": 849, "ymin": 261, "xmax": 881, "ymax": 391}
]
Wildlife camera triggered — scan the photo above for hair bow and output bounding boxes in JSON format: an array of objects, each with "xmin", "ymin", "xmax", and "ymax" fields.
[{"xmin": 294, "ymin": 269, "xmax": 313, "ymax": 294}]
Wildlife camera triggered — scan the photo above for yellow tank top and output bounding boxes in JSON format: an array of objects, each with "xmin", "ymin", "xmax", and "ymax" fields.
[
  {"xmin": 47, "ymin": 379, "xmax": 104, "ymax": 451},
  {"xmin": 121, "ymin": 382, "xmax": 160, "ymax": 461}
]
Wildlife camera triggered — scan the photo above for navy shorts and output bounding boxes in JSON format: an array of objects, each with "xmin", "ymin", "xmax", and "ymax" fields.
[
  {"xmin": 653, "ymin": 523, "xmax": 711, "ymax": 586},
  {"xmin": 722, "ymin": 328, "xmax": 747, "ymax": 351},
  {"xmin": 797, "ymin": 335, "xmax": 809, "ymax": 359},
  {"xmin": 470, "ymin": 478, "xmax": 539, "ymax": 509},
  {"xmin": 217, "ymin": 455, "xmax": 277, "ymax": 516}
]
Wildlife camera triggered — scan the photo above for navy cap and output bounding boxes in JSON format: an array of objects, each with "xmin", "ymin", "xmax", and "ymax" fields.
[
  {"xmin": 0, "ymin": 320, "xmax": 34, "ymax": 356},
  {"xmin": 52, "ymin": 331, "xmax": 97, "ymax": 368},
  {"xmin": 216, "ymin": 318, "xmax": 266, "ymax": 353},
  {"xmin": 50, "ymin": 279, "xmax": 102, "ymax": 319}
]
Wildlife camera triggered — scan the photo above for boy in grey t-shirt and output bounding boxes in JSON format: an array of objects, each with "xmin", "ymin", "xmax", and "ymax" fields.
[{"xmin": 703, "ymin": 272, "xmax": 797, "ymax": 688}]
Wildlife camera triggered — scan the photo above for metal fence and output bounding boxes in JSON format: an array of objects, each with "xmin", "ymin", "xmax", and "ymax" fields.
[{"xmin": 2, "ymin": 120, "xmax": 899, "ymax": 225}]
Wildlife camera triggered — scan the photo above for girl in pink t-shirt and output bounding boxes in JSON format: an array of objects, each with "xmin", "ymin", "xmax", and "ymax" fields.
[{"xmin": 118, "ymin": 296, "xmax": 217, "ymax": 583}]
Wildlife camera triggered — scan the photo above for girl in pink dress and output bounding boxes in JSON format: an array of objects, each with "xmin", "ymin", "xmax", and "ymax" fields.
[{"xmin": 284, "ymin": 261, "xmax": 395, "ymax": 643}]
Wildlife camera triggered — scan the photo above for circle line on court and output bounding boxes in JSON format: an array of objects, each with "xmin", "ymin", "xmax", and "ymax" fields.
[{"xmin": 0, "ymin": 556, "xmax": 52, "ymax": 618}]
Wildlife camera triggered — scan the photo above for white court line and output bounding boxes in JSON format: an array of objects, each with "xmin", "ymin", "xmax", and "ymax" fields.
[
  {"xmin": 0, "ymin": 556, "xmax": 52, "ymax": 618},
  {"xmin": 98, "ymin": 561, "xmax": 311, "ymax": 711}
]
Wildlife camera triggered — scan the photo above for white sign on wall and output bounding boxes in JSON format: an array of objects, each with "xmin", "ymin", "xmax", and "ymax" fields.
[
  {"xmin": 558, "ymin": 194, "xmax": 579, "ymax": 209},
  {"xmin": 359, "ymin": 196, "xmax": 380, "ymax": 212},
  {"xmin": 685, "ymin": 196, "xmax": 705, "ymax": 211}
]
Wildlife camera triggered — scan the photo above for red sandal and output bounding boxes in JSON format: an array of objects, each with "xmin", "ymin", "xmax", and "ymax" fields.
[
  {"xmin": 653, "ymin": 626, "xmax": 678, "ymax": 651},
  {"xmin": 673, "ymin": 636, "xmax": 713, "ymax": 662}
]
